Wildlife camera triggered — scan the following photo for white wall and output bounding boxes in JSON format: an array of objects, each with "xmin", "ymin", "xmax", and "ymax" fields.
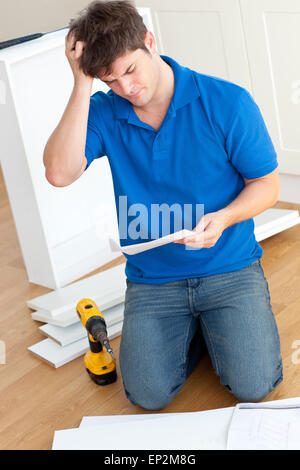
[
  {"xmin": 279, "ymin": 174, "xmax": 300, "ymax": 204},
  {"xmin": 0, "ymin": 0, "xmax": 136, "ymax": 42}
]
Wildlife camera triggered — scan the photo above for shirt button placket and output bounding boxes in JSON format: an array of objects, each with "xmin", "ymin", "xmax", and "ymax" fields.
[{"xmin": 152, "ymin": 133, "xmax": 168, "ymax": 161}]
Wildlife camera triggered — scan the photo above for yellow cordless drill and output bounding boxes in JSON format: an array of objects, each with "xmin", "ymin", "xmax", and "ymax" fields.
[{"xmin": 76, "ymin": 298, "xmax": 117, "ymax": 385}]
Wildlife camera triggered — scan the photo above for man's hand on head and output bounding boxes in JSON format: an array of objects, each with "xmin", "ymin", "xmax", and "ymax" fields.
[{"xmin": 65, "ymin": 32, "xmax": 94, "ymax": 87}]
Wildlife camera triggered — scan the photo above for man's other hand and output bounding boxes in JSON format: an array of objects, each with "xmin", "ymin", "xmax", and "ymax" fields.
[{"xmin": 173, "ymin": 211, "xmax": 229, "ymax": 249}]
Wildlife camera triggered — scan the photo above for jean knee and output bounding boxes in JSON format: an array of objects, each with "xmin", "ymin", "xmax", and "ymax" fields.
[
  {"xmin": 120, "ymin": 361, "xmax": 179, "ymax": 410},
  {"xmin": 232, "ymin": 387, "xmax": 271, "ymax": 403},
  {"xmin": 124, "ymin": 387, "xmax": 175, "ymax": 410},
  {"xmin": 120, "ymin": 370, "xmax": 174, "ymax": 410},
  {"xmin": 226, "ymin": 368, "xmax": 283, "ymax": 403}
]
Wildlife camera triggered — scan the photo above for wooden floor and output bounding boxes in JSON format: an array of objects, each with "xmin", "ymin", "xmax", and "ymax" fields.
[{"xmin": 1, "ymin": 165, "xmax": 300, "ymax": 450}]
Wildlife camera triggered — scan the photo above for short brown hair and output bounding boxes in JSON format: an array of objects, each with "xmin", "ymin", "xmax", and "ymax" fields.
[{"xmin": 68, "ymin": 0, "xmax": 149, "ymax": 77}]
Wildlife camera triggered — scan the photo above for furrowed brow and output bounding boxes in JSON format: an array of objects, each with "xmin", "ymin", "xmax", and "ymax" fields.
[{"xmin": 102, "ymin": 63, "xmax": 135, "ymax": 84}]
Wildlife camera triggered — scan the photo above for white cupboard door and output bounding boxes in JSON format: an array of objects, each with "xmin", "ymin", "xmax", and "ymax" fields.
[
  {"xmin": 137, "ymin": 0, "xmax": 252, "ymax": 91},
  {"xmin": 240, "ymin": 0, "xmax": 300, "ymax": 176}
]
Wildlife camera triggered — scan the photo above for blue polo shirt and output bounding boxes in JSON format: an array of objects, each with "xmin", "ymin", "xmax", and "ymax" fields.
[{"xmin": 85, "ymin": 54, "xmax": 278, "ymax": 284}]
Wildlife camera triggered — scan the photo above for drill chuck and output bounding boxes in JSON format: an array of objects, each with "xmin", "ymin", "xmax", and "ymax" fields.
[{"xmin": 86, "ymin": 315, "xmax": 107, "ymax": 341}]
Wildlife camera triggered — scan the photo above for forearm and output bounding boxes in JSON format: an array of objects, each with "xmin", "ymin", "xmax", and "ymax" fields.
[
  {"xmin": 43, "ymin": 82, "xmax": 92, "ymax": 186},
  {"xmin": 218, "ymin": 180, "xmax": 280, "ymax": 229}
]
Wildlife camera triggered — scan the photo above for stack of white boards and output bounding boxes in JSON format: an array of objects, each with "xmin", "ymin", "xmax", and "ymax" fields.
[
  {"xmin": 253, "ymin": 208, "xmax": 300, "ymax": 241},
  {"xmin": 27, "ymin": 263, "xmax": 126, "ymax": 368},
  {"xmin": 52, "ymin": 397, "xmax": 300, "ymax": 450}
]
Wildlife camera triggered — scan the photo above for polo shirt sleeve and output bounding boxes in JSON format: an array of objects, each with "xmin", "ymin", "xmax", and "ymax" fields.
[
  {"xmin": 84, "ymin": 94, "xmax": 106, "ymax": 170},
  {"xmin": 225, "ymin": 89, "xmax": 278, "ymax": 179}
]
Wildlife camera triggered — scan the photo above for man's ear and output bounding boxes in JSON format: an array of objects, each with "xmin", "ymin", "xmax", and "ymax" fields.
[{"xmin": 144, "ymin": 30, "xmax": 156, "ymax": 54}]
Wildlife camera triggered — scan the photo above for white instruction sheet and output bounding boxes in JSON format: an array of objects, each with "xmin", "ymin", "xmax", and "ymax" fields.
[
  {"xmin": 52, "ymin": 407, "xmax": 234, "ymax": 450},
  {"xmin": 109, "ymin": 229, "xmax": 194, "ymax": 255},
  {"xmin": 227, "ymin": 401, "xmax": 300, "ymax": 450}
]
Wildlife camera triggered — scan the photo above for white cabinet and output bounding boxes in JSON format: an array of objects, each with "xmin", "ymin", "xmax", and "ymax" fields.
[
  {"xmin": 0, "ymin": 8, "xmax": 154, "ymax": 289},
  {"xmin": 0, "ymin": 30, "xmax": 120, "ymax": 289}
]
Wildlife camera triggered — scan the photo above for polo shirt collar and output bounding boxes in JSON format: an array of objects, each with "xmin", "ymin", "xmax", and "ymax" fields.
[
  {"xmin": 111, "ymin": 54, "xmax": 200, "ymax": 121},
  {"xmin": 162, "ymin": 54, "xmax": 200, "ymax": 110}
]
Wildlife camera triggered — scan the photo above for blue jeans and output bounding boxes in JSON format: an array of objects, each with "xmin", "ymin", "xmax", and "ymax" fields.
[{"xmin": 119, "ymin": 259, "xmax": 283, "ymax": 410}]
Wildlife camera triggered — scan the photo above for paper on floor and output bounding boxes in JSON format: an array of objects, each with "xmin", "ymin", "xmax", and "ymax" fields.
[
  {"xmin": 52, "ymin": 394, "xmax": 300, "ymax": 450},
  {"xmin": 79, "ymin": 412, "xmax": 184, "ymax": 427},
  {"xmin": 52, "ymin": 407, "xmax": 234, "ymax": 450},
  {"xmin": 227, "ymin": 400, "xmax": 300, "ymax": 450},
  {"xmin": 109, "ymin": 229, "xmax": 194, "ymax": 255}
]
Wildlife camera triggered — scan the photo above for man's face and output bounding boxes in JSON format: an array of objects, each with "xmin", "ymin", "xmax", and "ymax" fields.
[{"xmin": 98, "ymin": 47, "xmax": 159, "ymax": 108}]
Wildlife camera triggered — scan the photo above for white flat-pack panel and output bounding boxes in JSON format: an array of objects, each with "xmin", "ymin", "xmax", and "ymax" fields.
[
  {"xmin": 28, "ymin": 321, "xmax": 123, "ymax": 368},
  {"xmin": 31, "ymin": 293, "xmax": 125, "ymax": 326},
  {"xmin": 31, "ymin": 308, "xmax": 78, "ymax": 326},
  {"xmin": 38, "ymin": 302, "xmax": 124, "ymax": 346},
  {"xmin": 27, "ymin": 263, "xmax": 126, "ymax": 316},
  {"xmin": 256, "ymin": 217, "xmax": 300, "ymax": 242},
  {"xmin": 39, "ymin": 322, "xmax": 87, "ymax": 346},
  {"xmin": 28, "ymin": 336, "xmax": 89, "ymax": 368},
  {"xmin": 254, "ymin": 208, "xmax": 300, "ymax": 240},
  {"xmin": 254, "ymin": 208, "xmax": 299, "ymax": 231}
]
